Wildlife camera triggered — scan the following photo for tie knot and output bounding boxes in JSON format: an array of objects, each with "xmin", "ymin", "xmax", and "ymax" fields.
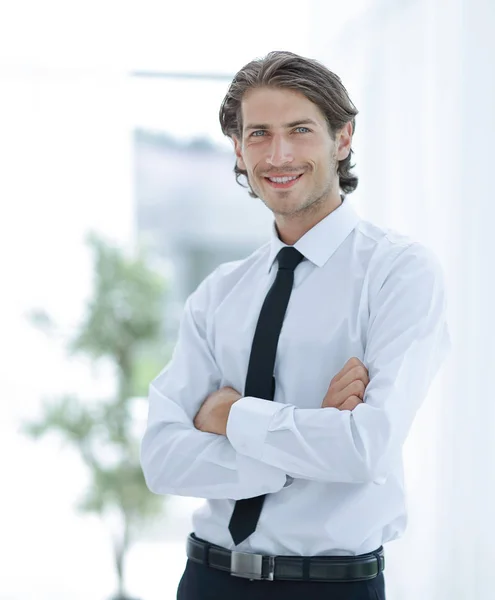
[{"xmin": 276, "ymin": 246, "xmax": 305, "ymax": 271}]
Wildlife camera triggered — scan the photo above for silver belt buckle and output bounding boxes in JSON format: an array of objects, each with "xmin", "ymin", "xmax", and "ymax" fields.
[{"xmin": 230, "ymin": 551, "xmax": 275, "ymax": 581}]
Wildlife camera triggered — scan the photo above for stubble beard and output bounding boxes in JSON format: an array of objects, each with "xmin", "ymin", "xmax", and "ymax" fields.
[
  {"xmin": 259, "ymin": 172, "xmax": 336, "ymax": 220},
  {"xmin": 253, "ymin": 149, "xmax": 339, "ymax": 219}
]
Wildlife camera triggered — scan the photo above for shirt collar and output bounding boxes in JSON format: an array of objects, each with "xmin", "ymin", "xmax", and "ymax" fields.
[{"xmin": 266, "ymin": 197, "xmax": 361, "ymax": 273}]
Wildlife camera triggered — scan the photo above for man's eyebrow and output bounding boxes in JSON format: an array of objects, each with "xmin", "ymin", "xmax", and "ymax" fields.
[{"xmin": 244, "ymin": 118, "xmax": 319, "ymax": 131}]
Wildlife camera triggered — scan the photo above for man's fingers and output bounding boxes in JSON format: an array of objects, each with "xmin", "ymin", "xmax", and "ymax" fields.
[
  {"xmin": 330, "ymin": 365, "xmax": 369, "ymax": 395},
  {"xmin": 324, "ymin": 379, "xmax": 366, "ymax": 408},
  {"xmin": 331, "ymin": 357, "xmax": 367, "ymax": 385},
  {"xmin": 322, "ymin": 358, "xmax": 370, "ymax": 410},
  {"xmin": 338, "ymin": 395, "xmax": 363, "ymax": 411}
]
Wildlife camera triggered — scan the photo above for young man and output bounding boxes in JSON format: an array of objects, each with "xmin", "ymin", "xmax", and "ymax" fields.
[{"xmin": 140, "ymin": 51, "xmax": 451, "ymax": 600}]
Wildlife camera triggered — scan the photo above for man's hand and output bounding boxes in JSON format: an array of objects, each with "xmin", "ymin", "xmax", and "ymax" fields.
[
  {"xmin": 194, "ymin": 386, "xmax": 242, "ymax": 435},
  {"xmin": 321, "ymin": 357, "xmax": 370, "ymax": 411}
]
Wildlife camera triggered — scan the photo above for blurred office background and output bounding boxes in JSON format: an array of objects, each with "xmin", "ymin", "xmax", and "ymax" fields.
[{"xmin": 0, "ymin": 0, "xmax": 493, "ymax": 598}]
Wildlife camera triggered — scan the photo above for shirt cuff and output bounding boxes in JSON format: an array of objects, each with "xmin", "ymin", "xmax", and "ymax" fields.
[{"xmin": 226, "ymin": 396, "xmax": 283, "ymax": 460}]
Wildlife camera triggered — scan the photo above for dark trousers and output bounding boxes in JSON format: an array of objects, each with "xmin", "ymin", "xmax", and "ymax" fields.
[{"xmin": 177, "ymin": 559, "xmax": 386, "ymax": 600}]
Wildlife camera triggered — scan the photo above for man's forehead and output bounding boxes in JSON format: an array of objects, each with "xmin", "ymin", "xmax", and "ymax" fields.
[
  {"xmin": 241, "ymin": 87, "xmax": 324, "ymax": 129},
  {"xmin": 242, "ymin": 87, "xmax": 315, "ymax": 111}
]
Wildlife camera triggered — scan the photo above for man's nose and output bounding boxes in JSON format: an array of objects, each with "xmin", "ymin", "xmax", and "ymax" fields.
[{"xmin": 266, "ymin": 135, "xmax": 294, "ymax": 166}]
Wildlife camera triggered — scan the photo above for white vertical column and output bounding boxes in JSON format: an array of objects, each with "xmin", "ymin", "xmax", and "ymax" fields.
[{"xmin": 435, "ymin": 1, "xmax": 495, "ymax": 599}]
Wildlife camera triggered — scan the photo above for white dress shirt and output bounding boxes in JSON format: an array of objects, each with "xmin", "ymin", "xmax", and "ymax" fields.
[{"xmin": 140, "ymin": 198, "xmax": 451, "ymax": 557}]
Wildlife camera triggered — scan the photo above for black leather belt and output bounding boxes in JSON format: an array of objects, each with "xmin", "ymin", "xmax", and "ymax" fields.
[{"xmin": 186, "ymin": 533, "xmax": 385, "ymax": 582}]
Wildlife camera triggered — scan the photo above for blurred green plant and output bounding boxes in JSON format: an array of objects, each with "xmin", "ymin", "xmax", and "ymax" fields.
[{"xmin": 21, "ymin": 232, "xmax": 172, "ymax": 600}]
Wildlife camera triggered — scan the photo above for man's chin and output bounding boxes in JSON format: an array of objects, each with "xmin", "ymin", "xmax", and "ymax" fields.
[{"xmin": 265, "ymin": 197, "xmax": 310, "ymax": 217}]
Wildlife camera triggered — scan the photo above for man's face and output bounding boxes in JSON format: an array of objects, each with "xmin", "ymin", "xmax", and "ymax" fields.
[{"xmin": 233, "ymin": 87, "xmax": 344, "ymax": 218}]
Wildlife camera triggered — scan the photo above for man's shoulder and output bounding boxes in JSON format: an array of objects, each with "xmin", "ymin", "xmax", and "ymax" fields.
[
  {"xmin": 356, "ymin": 218, "xmax": 416, "ymax": 252},
  {"xmin": 355, "ymin": 219, "xmax": 444, "ymax": 295},
  {"xmin": 356, "ymin": 217, "xmax": 440, "ymax": 264}
]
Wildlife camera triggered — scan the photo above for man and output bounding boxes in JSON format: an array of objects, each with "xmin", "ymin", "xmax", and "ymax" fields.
[{"xmin": 140, "ymin": 51, "xmax": 451, "ymax": 600}]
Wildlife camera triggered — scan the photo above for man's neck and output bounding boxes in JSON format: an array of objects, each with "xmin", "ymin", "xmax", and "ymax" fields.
[{"xmin": 275, "ymin": 195, "xmax": 343, "ymax": 245}]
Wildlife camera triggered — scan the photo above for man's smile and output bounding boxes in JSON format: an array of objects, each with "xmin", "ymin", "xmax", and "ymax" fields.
[{"xmin": 263, "ymin": 173, "xmax": 304, "ymax": 189}]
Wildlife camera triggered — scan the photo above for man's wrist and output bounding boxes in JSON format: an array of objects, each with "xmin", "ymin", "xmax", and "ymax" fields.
[{"xmin": 227, "ymin": 396, "xmax": 283, "ymax": 459}]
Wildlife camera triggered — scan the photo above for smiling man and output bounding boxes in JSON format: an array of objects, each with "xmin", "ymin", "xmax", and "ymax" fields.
[
  {"xmin": 232, "ymin": 86, "xmax": 351, "ymax": 245},
  {"xmin": 140, "ymin": 51, "xmax": 451, "ymax": 600}
]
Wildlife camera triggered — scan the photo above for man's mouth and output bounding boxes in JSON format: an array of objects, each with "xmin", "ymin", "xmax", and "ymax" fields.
[{"xmin": 264, "ymin": 173, "xmax": 304, "ymax": 189}]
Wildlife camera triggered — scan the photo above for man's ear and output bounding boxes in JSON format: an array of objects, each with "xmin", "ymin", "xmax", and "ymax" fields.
[
  {"xmin": 336, "ymin": 121, "xmax": 353, "ymax": 161},
  {"xmin": 233, "ymin": 136, "xmax": 247, "ymax": 171}
]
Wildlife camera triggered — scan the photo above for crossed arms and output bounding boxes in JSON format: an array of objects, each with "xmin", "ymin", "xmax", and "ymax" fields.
[{"xmin": 140, "ymin": 244, "xmax": 451, "ymax": 499}]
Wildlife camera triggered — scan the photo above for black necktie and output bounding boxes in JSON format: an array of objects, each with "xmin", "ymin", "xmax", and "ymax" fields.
[{"xmin": 228, "ymin": 246, "xmax": 305, "ymax": 546}]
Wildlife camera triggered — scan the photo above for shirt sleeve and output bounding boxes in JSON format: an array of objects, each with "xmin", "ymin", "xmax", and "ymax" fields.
[
  {"xmin": 226, "ymin": 243, "xmax": 452, "ymax": 484},
  {"xmin": 140, "ymin": 269, "xmax": 287, "ymax": 500}
]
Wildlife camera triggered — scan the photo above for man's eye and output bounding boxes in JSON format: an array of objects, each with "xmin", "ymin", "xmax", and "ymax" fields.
[{"xmin": 250, "ymin": 127, "xmax": 309, "ymax": 137}]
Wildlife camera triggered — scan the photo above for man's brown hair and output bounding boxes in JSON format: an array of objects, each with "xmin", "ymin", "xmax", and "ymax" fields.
[{"xmin": 219, "ymin": 50, "xmax": 359, "ymax": 198}]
